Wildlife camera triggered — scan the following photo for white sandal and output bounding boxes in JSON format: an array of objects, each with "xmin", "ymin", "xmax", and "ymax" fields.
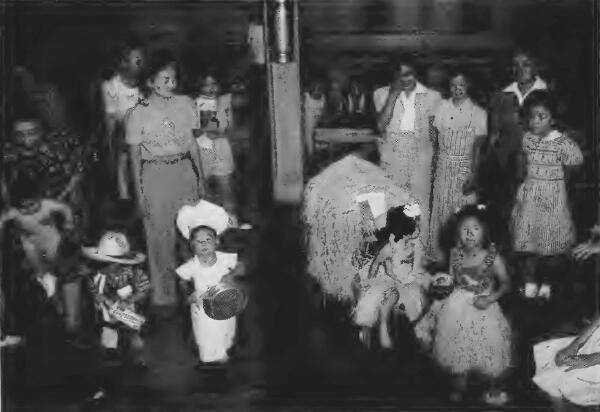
[{"xmin": 483, "ymin": 390, "xmax": 510, "ymax": 406}]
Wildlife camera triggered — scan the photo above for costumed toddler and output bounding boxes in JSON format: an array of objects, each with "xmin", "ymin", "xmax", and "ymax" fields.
[
  {"xmin": 352, "ymin": 201, "xmax": 429, "ymax": 349},
  {"xmin": 416, "ymin": 204, "xmax": 512, "ymax": 405},
  {"xmin": 82, "ymin": 231, "xmax": 150, "ymax": 364},
  {"xmin": 176, "ymin": 200, "xmax": 247, "ymax": 365}
]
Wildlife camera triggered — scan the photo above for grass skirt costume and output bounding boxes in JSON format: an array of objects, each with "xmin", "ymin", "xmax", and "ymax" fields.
[
  {"xmin": 353, "ymin": 239, "xmax": 429, "ymax": 327},
  {"xmin": 302, "ymin": 154, "xmax": 420, "ymax": 302},
  {"xmin": 416, "ymin": 245, "xmax": 512, "ymax": 378},
  {"xmin": 303, "ymin": 154, "xmax": 430, "ymax": 332}
]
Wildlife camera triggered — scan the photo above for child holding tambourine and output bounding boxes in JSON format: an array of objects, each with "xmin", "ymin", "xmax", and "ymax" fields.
[{"xmin": 176, "ymin": 200, "xmax": 247, "ymax": 366}]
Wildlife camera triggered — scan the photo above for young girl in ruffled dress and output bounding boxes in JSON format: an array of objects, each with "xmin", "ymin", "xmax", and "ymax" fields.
[
  {"xmin": 417, "ymin": 204, "xmax": 512, "ymax": 405},
  {"xmin": 511, "ymin": 90, "xmax": 583, "ymax": 300},
  {"xmin": 352, "ymin": 203, "xmax": 430, "ymax": 349}
]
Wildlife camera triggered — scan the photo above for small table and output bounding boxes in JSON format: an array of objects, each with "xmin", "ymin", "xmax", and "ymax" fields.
[{"xmin": 313, "ymin": 128, "xmax": 379, "ymax": 159}]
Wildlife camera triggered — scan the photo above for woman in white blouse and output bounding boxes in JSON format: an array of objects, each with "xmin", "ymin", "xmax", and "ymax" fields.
[{"xmin": 373, "ymin": 55, "xmax": 441, "ymax": 252}]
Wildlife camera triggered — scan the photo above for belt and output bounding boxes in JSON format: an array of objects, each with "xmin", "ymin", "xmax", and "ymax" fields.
[{"xmin": 141, "ymin": 151, "xmax": 191, "ymax": 165}]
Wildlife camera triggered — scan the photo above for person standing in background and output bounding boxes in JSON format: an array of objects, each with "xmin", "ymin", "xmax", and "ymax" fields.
[
  {"xmin": 373, "ymin": 54, "xmax": 442, "ymax": 253},
  {"xmin": 303, "ymin": 77, "xmax": 326, "ymax": 159},
  {"xmin": 247, "ymin": 11, "xmax": 266, "ymax": 68},
  {"xmin": 100, "ymin": 38, "xmax": 145, "ymax": 201},
  {"xmin": 478, "ymin": 48, "xmax": 548, "ymax": 251},
  {"xmin": 429, "ymin": 69, "xmax": 488, "ymax": 260}
]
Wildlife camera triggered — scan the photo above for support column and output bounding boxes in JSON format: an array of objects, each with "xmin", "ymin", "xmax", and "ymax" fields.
[{"xmin": 267, "ymin": 0, "xmax": 304, "ymax": 204}]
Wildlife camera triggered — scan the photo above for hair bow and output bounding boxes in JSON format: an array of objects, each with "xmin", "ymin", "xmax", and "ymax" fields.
[{"xmin": 403, "ymin": 203, "xmax": 421, "ymax": 218}]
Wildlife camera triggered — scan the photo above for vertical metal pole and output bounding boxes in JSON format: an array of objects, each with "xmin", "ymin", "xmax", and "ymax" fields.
[
  {"xmin": 594, "ymin": 0, "xmax": 600, "ymax": 317},
  {"xmin": 273, "ymin": 0, "xmax": 290, "ymax": 63}
]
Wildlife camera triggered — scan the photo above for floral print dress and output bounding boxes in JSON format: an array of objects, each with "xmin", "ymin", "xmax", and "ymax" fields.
[{"xmin": 511, "ymin": 131, "xmax": 583, "ymax": 255}]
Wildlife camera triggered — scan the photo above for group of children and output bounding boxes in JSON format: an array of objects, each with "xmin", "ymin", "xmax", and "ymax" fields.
[
  {"xmin": 303, "ymin": 58, "xmax": 597, "ymax": 407},
  {"xmin": 346, "ymin": 195, "xmax": 599, "ymax": 407},
  {"xmin": 0, "ymin": 165, "xmax": 248, "ymax": 399}
]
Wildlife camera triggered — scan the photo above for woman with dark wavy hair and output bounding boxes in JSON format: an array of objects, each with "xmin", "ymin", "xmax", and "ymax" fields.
[{"xmin": 125, "ymin": 49, "xmax": 205, "ymax": 307}]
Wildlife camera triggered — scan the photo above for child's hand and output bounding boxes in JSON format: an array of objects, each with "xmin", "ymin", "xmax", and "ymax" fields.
[
  {"xmin": 228, "ymin": 214, "xmax": 239, "ymax": 228},
  {"xmin": 473, "ymin": 295, "xmax": 492, "ymax": 310},
  {"xmin": 186, "ymin": 294, "xmax": 198, "ymax": 305},
  {"xmin": 222, "ymin": 273, "xmax": 236, "ymax": 284}
]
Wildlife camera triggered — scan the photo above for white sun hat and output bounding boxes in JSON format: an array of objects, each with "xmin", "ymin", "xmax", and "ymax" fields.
[
  {"xmin": 176, "ymin": 199, "xmax": 231, "ymax": 240},
  {"xmin": 82, "ymin": 231, "xmax": 146, "ymax": 265}
]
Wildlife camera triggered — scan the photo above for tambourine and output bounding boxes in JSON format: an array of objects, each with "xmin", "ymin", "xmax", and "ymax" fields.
[{"xmin": 202, "ymin": 282, "xmax": 247, "ymax": 320}]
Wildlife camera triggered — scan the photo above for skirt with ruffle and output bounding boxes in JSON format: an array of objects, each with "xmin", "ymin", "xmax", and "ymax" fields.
[{"xmin": 431, "ymin": 289, "xmax": 512, "ymax": 378}]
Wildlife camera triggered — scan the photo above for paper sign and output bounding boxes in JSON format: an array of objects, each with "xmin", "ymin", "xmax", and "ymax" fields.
[
  {"xmin": 356, "ymin": 192, "xmax": 386, "ymax": 219},
  {"xmin": 109, "ymin": 304, "xmax": 146, "ymax": 331}
]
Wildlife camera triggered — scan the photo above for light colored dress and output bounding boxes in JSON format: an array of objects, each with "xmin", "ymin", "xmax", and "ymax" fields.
[
  {"xmin": 126, "ymin": 95, "xmax": 203, "ymax": 306},
  {"xmin": 429, "ymin": 99, "xmax": 487, "ymax": 256},
  {"xmin": 353, "ymin": 238, "xmax": 429, "ymax": 327},
  {"xmin": 511, "ymin": 131, "xmax": 583, "ymax": 255},
  {"xmin": 373, "ymin": 83, "xmax": 441, "ymax": 252},
  {"xmin": 176, "ymin": 252, "xmax": 238, "ymax": 363},
  {"xmin": 196, "ymin": 135, "xmax": 235, "ymax": 178},
  {"xmin": 420, "ymin": 245, "xmax": 512, "ymax": 378},
  {"xmin": 532, "ymin": 323, "xmax": 600, "ymax": 406}
]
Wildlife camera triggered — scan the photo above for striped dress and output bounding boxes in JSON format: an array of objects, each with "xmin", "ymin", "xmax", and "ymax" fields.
[
  {"xmin": 511, "ymin": 131, "xmax": 583, "ymax": 255},
  {"xmin": 429, "ymin": 99, "xmax": 487, "ymax": 257}
]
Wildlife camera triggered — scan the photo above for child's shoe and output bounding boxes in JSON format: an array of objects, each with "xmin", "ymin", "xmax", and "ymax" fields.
[
  {"xmin": 0, "ymin": 335, "xmax": 24, "ymax": 348},
  {"xmin": 482, "ymin": 390, "xmax": 510, "ymax": 406},
  {"xmin": 537, "ymin": 283, "xmax": 552, "ymax": 300},
  {"xmin": 522, "ymin": 282, "xmax": 539, "ymax": 299}
]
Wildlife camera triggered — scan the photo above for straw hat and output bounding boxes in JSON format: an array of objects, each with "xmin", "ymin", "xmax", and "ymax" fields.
[
  {"xmin": 82, "ymin": 231, "xmax": 146, "ymax": 265},
  {"xmin": 176, "ymin": 200, "xmax": 231, "ymax": 240}
]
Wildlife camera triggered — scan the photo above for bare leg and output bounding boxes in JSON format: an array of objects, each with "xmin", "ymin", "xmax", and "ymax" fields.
[
  {"xmin": 129, "ymin": 332, "xmax": 146, "ymax": 366},
  {"xmin": 214, "ymin": 174, "xmax": 237, "ymax": 221},
  {"xmin": 22, "ymin": 239, "xmax": 45, "ymax": 277},
  {"xmin": 483, "ymin": 379, "xmax": 510, "ymax": 405},
  {"xmin": 61, "ymin": 280, "xmax": 82, "ymax": 336},
  {"xmin": 379, "ymin": 289, "xmax": 399, "ymax": 349},
  {"xmin": 450, "ymin": 373, "xmax": 468, "ymax": 402},
  {"xmin": 117, "ymin": 152, "xmax": 130, "ymax": 200},
  {"xmin": 522, "ymin": 254, "xmax": 539, "ymax": 298}
]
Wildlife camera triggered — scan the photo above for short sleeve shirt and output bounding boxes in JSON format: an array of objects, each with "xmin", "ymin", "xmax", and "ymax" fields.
[
  {"xmin": 101, "ymin": 75, "xmax": 142, "ymax": 121},
  {"xmin": 176, "ymin": 252, "xmax": 238, "ymax": 298},
  {"xmin": 125, "ymin": 95, "xmax": 199, "ymax": 158}
]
